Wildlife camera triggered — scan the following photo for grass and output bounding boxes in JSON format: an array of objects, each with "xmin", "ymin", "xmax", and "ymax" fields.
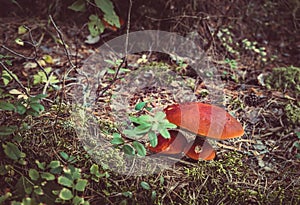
[{"xmin": 1, "ymin": 103, "xmax": 299, "ymax": 204}]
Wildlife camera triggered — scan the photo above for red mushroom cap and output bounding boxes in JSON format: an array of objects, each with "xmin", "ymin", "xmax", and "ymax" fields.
[
  {"xmin": 184, "ymin": 137, "xmax": 216, "ymax": 160},
  {"xmin": 164, "ymin": 102, "xmax": 244, "ymax": 140},
  {"xmin": 148, "ymin": 130, "xmax": 188, "ymax": 155}
]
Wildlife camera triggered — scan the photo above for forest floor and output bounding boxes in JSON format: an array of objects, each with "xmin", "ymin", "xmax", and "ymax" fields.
[{"xmin": 0, "ymin": 1, "xmax": 299, "ymax": 204}]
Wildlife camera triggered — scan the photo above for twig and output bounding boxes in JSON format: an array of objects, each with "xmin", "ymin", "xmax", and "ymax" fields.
[
  {"xmin": 49, "ymin": 15, "xmax": 76, "ymax": 71},
  {"xmin": 49, "ymin": 15, "xmax": 78, "ymax": 126},
  {"xmin": 97, "ymin": 0, "xmax": 133, "ymax": 97},
  {"xmin": 1, "ymin": 45, "xmax": 36, "ymax": 60}
]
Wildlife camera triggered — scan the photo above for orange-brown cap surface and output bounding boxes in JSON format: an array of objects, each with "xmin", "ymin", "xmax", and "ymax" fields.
[
  {"xmin": 164, "ymin": 102, "xmax": 244, "ymax": 140},
  {"xmin": 184, "ymin": 137, "xmax": 216, "ymax": 160},
  {"xmin": 148, "ymin": 130, "xmax": 188, "ymax": 155}
]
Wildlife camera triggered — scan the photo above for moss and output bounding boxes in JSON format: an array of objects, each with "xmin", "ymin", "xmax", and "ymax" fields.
[
  {"xmin": 265, "ymin": 66, "xmax": 300, "ymax": 97},
  {"xmin": 285, "ymin": 103, "xmax": 300, "ymax": 126}
]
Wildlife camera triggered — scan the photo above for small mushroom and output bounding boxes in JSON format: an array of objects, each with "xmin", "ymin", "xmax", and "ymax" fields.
[
  {"xmin": 184, "ymin": 137, "xmax": 216, "ymax": 161},
  {"xmin": 164, "ymin": 102, "xmax": 244, "ymax": 140},
  {"xmin": 148, "ymin": 130, "xmax": 188, "ymax": 155}
]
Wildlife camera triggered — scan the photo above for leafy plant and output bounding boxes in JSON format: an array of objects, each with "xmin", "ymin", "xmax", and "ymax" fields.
[
  {"xmin": 33, "ymin": 67, "xmax": 59, "ymax": 85},
  {"xmin": 68, "ymin": 0, "xmax": 122, "ymax": 42},
  {"xmin": 2, "ymin": 142, "xmax": 27, "ymax": 165},
  {"xmin": 111, "ymin": 103, "xmax": 177, "ymax": 157},
  {"xmin": 224, "ymin": 58, "xmax": 237, "ymax": 69},
  {"xmin": 242, "ymin": 38, "xmax": 267, "ymax": 62},
  {"xmin": 55, "ymin": 165, "xmax": 89, "ymax": 204},
  {"xmin": 265, "ymin": 66, "xmax": 300, "ymax": 97}
]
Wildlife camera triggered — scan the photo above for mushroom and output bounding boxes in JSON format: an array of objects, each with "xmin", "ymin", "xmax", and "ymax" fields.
[
  {"xmin": 163, "ymin": 102, "xmax": 244, "ymax": 160},
  {"xmin": 164, "ymin": 102, "xmax": 244, "ymax": 140},
  {"xmin": 148, "ymin": 130, "xmax": 188, "ymax": 155}
]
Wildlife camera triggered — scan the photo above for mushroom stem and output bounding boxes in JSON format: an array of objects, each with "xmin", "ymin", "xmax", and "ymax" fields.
[{"xmin": 184, "ymin": 136, "xmax": 216, "ymax": 161}]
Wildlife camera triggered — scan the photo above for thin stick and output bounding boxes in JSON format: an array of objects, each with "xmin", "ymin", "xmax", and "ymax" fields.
[{"xmin": 97, "ymin": 0, "xmax": 133, "ymax": 97}]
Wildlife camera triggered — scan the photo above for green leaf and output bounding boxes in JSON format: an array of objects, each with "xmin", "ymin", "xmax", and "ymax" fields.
[
  {"xmin": 135, "ymin": 102, "xmax": 146, "ymax": 111},
  {"xmin": 103, "ymin": 11, "xmax": 120, "ymax": 28},
  {"xmin": 71, "ymin": 167, "xmax": 82, "ymax": 180},
  {"xmin": 0, "ymin": 101, "xmax": 15, "ymax": 111},
  {"xmin": 151, "ymin": 190, "xmax": 157, "ymax": 201},
  {"xmin": 88, "ymin": 14, "xmax": 104, "ymax": 36},
  {"xmin": 159, "ymin": 129, "xmax": 171, "ymax": 139},
  {"xmin": 29, "ymin": 169, "xmax": 40, "ymax": 181},
  {"xmin": 3, "ymin": 142, "xmax": 22, "ymax": 160},
  {"xmin": 140, "ymin": 181, "xmax": 151, "ymax": 190},
  {"xmin": 34, "ymin": 186, "xmax": 44, "ymax": 195},
  {"xmin": 72, "ymin": 195, "xmax": 85, "ymax": 205},
  {"xmin": 58, "ymin": 176, "xmax": 73, "ymax": 188},
  {"xmin": 74, "ymin": 179, "xmax": 88, "ymax": 192},
  {"xmin": 122, "ymin": 129, "xmax": 137, "ymax": 137},
  {"xmin": 29, "ymin": 102, "xmax": 44, "ymax": 113},
  {"xmin": 122, "ymin": 144, "xmax": 135, "ymax": 155},
  {"xmin": 18, "ymin": 25, "xmax": 27, "ymax": 34},
  {"xmin": 90, "ymin": 164, "xmax": 100, "ymax": 176},
  {"xmin": 95, "ymin": 0, "xmax": 114, "ymax": 15},
  {"xmin": 49, "ymin": 160, "xmax": 61, "ymax": 169},
  {"xmin": 163, "ymin": 122, "xmax": 177, "ymax": 129},
  {"xmin": 159, "ymin": 176, "xmax": 164, "ymax": 185},
  {"xmin": 148, "ymin": 131, "xmax": 158, "ymax": 147},
  {"xmin": 128, "ymin": 116, "xmax": 140, "ymax": 124},
  {"xmin": 30, "ymin": 94, "xmax": 47, "ymax": 101},
  {"xmin": 0, "ymin": 126, "xmax": 17, "ymax": 136},
  {"xmin": 138, "ymin": 115, "xmax": 153, "ymax": 123},
  {"xmin": 35, "ymin": 160, "xmax": 46, "ymax": 170},
  {"xmin": 154, "ymin": 111, "xmax": 166, "ymax": 121},
  {"xmin": 2, "ymin": 70, "xmax": 18, "ymax": 86},
  {"xmin": 122, "ymin": 191, "xmax": 132, "ymax": 198},
  {"xmin": 111, "ymin": 133, "xmax": 124, "ymax": 145},
  {"xmin": 130, "ymin": 115, "xmax": 153, "ymax": 124},
  {"xmin": 59, "ymin": 151, "xmax": 69, "ymax": 160},
  {"xmin": 132, "ymin": 141, "xmax": 146, "ymax": 157},
  {"xmin": 59, "ymin": 188, "xmax": 73, "ymax": 200},
  {"xmin": 0, "ymin": 192, "xmax": 12, "ymax": 204},
  {"xmin": 15, "ymin": 102, "xmax": 26, "ymax": 115},
  {"xmin": 41, "ymin": 172, "xmax": 55, "ymax": 181},
  {"xmin": 133, "ymin": 124, "xmax": 151, "ymax": 135},
  {"xmin": 15, "ymin": 38, "xmax": 24, "ymax": 46},
  {"xmin": 68, "ymin": 0, "xmax": 86, "ymax": 12}
]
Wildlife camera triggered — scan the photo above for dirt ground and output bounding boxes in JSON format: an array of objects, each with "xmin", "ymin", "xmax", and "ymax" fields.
[{"xmin": 0, "ymin": 0, "xmax": 299, "ymax": 204}]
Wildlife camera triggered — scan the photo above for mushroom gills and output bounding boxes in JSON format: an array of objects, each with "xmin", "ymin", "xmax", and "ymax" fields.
[
  {"xmin": 148, "ymin": 130, "xmax": 188, "ymax": 155},
  {"xmin": 184, "ymin": 137, "xmax": 216, "ymax": 161}
]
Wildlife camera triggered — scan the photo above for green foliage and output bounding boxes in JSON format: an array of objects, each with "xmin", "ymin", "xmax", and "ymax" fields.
[
  {"xmin": 0, "ymin": 125, "xmax": 18, "ymax": 136},
  {"xmin": 265, "ymin": 66, "xmax": 300, "ymax": 97},
  {"xmin": 217, "ymin": 27, "xmax": 268, "ymax": 62},
  {"xmin": 242, "ymin": 39, "xmax": 267, "ymax": 62},
  {"xmin": 217, "ymin": 28, "xmax": 239, "ymax": 55},
  {"xmin": 87, "ymin": 14, "xmax": 105, "ymax": 37},
  {"xmin": 110, "ymin": 101, "xmax": 176, "ymax": 157},
  {"xmin": 123, "ymin": 111, "xmax": 177, "ymax": 141},
  {"xmin": 68, "ymin": 0, "xmax": 121, "ymax": 40},
  {"xmin": 68, "ymin": 0, "xmax": 86, "ymax": 12},
  {"xmin": 284, "ymin": 103, "xmax": 300, "ymax": 126},
  {"xmin": 2, "ymin": 142, "xmax": 27, "ymax": 165},
  {"xmin": 224, "ymin": 58, "xmax": 237, "ymax": 69},
  {"xmin": 140, "ymin": 181, "xmax": 151, "ymax": 190},
  {"xmin": 1, "ymin": 155, "xmax": 90, "ymax": 204},
  {"xmin": 33, "ymin": 67, "xmax": 59, "ymax": 85}
]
